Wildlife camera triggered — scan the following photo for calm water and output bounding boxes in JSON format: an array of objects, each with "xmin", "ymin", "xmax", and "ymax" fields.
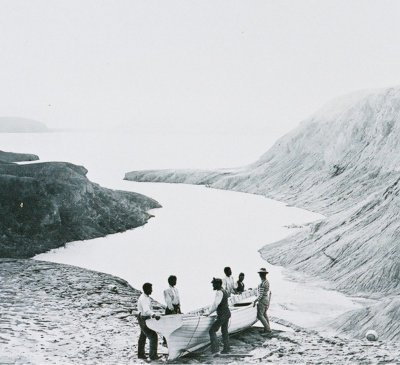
[{"xmin": 1, "ymin": 131, "xmax": 367, "ymax": 330}]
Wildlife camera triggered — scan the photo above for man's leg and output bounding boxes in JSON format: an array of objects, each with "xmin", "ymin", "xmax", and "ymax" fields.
[
  {"xmin": 209, "ymin": 317, "xmax": 222, "ymax": 353},
  {"xmin": 174, "ymin": 304, "xmax": 181, "ymax": 314},
  {"xmin": 138, "ymin": 316, "xmax": 159, "ymax": 359},
  {"xmin": 220, "ymin": 316, "xmax": 230, "ymax": 353},
  {"xmin": 138, "ymin": 330, "xmax": 147, "ymax": 358},
  {"xmin": 163, "ymin": 308, "xmax": 174, "ymax": 346},
  {"xmin": 257, "ymin": 302, "xmax": 270, "ymax": 332},
  {"xmin": 263, "ymin": 305, "xmax": 271, "ymax": 332},
  {"xmin": 137, "ymin": 317, "xmax": 148, "ymax": 359},
  {"xmin": 147, "ymin": 328, "xmax": 159, "ymax": 360}
]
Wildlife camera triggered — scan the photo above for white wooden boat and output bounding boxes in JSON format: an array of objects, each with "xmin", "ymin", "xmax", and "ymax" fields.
[{"xmin": 146, "ymin": 289, "xmax": 258, "ymax": 360}]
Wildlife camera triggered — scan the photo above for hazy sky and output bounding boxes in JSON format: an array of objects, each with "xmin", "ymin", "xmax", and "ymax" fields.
[{"xmin": 1, "ymin": 0, "xmax": 400, "ymax": 136}]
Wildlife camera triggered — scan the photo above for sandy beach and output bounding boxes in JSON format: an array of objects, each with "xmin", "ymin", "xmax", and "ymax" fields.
[{"xmin": 2, "ymin": 259, "xmax": 399, "ymax": 364}]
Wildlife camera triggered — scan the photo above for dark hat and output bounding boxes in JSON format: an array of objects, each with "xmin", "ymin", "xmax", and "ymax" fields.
[
  {"xmin": 211, "ymin": 277, "xmax": 222, "ymax": 285},
  {"xmin": 258, "ymin": 268, "xmax": 269, "ymax": 274}
]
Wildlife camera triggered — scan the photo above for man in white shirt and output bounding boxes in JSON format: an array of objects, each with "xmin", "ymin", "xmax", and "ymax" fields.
[
  {"xmin": 206, "ymin": 278, "xmax": 231, "ymax": 354},
  {"xmin": 222, "ymin": 267, "xmax": 236, "ymax": 296},
  {"xmin": 137, "ymin": 282, "xmax": 161, "ymax": 360},
  {"xmin": 162, "ymin": 275, "xmax": 181, "ymax": 347},
  {"xmin": 163, "ymin": 275, "xmax": 181, "ymax": 315}
]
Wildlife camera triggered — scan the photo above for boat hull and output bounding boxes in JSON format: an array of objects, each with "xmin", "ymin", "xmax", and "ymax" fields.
[{"xmin": 147, "ymin": 289, "xmax": 258, "ymax": 360}]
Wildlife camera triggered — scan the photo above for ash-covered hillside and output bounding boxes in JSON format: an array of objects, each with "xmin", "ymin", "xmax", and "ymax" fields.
[
  {"xmin": 0, "ymin": 151, "xmax": 160, "ymax": 258},
  {"xmin": 126, "ymin": 87, "xmax": 400, "ymax": 215},
  {"xmin": 125, "ymin": 87, "xmax": 400, "ymax": 340}
]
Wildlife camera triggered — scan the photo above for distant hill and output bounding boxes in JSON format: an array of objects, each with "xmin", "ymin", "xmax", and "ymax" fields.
[
  {"xmin": 0, "ymin": 117, "xmax": 49, "ymax": 133},
  {"xmin": 125, "ymin": 86, "xmax": 400, "ymax": 340},
  {"xmin": 0, "ymin": 151, "xmax": 161, "ymax": 258}
]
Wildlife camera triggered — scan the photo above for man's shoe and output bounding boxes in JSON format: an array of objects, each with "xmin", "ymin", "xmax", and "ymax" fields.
[
  {"xmin": 220, "ymin": 348, "xmax": 230, "ymax": 354},
  {"xmin": 149, "ymin": 355, "xmax": 162, "ymax": 361},
  {"xmin": 138, "ymin": 354, "xmax": 148, "ymax": 360},
  {"xmin": 262, "ymin": 330, "xmax": 272, "ymax": 337}
]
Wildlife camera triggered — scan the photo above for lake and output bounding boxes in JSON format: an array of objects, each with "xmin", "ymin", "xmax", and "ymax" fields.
[{"xmin": 1, "ymin": 131, "xmax": 367, "ymax": 331}]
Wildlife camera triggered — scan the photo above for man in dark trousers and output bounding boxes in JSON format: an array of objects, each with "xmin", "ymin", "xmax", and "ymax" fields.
[
  {"xmin": 137, "ymin": 282, "xmax": 161, "ymax": 360},
  {"xmin": 206, "ymin": 278, "xmax": 231, "ymax": 354}
]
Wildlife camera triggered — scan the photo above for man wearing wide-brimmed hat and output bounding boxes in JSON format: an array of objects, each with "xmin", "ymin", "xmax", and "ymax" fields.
[{"xmin": 253, "ymin": 268, "xmax": 271, "ymax": 334}]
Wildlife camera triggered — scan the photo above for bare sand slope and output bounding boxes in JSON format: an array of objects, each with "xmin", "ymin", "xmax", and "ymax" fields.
[
  {"xmin": 2, "ymin": 259, "xmax": 399, "ymax": 364},
  {"xmin": 0, "ymin": 259, "xmax": 162, "ymax": 364}
]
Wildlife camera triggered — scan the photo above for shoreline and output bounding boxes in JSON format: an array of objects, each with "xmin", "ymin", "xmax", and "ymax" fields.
[
  {"xmin": 34, "ymin": 181, "xmax": 369, "ymax": 338},
  {"xmin": 2, "ymin": 258, "xmax": 399, "ymax": 364}
]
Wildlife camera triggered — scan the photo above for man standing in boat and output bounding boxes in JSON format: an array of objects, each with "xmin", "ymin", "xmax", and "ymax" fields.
[
  {"xmin": 137, "ymin": 282, "xmax": 161, "ymax": 361},
  {"xmin": 222, "ymin": 266, "xmax": 236, "ymax": 296},
  {"xmin": 236, "ymin": 272, "xmax": 245, "ymax": 294},
  {"xmin": 253, "ymin": 268, "xmax": 272, "ymax": 334},
  {"xmin": 163, "ymin": 275, "xmax": 181, "ymax": 315},
  {"xmin": 206, "ymin": 278, "xmax": 231, "ymax": 354}
]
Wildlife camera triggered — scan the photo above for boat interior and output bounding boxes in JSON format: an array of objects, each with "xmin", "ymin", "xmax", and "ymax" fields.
[{"xmin": 187, "ymin": 288, "xmax": 257, "ymax": 316}]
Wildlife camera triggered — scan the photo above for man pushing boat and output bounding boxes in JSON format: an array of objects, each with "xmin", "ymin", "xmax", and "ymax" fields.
[
  {"xmin": 253, "ymin": 268, "xmax": 272, "ymax": 334},
  {"xmin": 137, "ymin": 282, "xmax": 161, "ymax": 361},
  {"xmin": 144, "ymin": 283, "xmax": 258, "ymax": 361},
  {"xmin": 205, "ymin": 278, "xmax": 231, "ymax": 354}
]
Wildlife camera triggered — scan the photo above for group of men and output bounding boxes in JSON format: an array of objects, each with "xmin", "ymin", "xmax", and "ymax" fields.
[
  {"xmin": 136, "ymin": 267, "xmax": 271, "ymax": 360},
  {"xmin": 136, "ymin": 275, "xmax": 180, "ymax": 360}
]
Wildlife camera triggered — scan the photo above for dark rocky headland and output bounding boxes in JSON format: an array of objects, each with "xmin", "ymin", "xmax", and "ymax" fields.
[{"xmin": 0, "ymin": 150, "xmax": 160, "ymax": 258}]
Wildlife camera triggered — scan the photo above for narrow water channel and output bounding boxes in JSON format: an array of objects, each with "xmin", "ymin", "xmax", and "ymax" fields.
[{"xmin": 35, "ymin": 181, "xmax": 366, "ymax": 333}]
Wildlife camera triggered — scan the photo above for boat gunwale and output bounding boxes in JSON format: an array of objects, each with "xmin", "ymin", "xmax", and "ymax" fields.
[{"xmin": 146, "ymin": 289, "xmax": 258, "ymax": 360}]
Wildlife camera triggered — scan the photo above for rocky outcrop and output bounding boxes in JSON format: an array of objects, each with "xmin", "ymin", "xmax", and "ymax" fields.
[
  {"xmin": 0, "ymin": 117, "xmax": 49, "ymax": 133},
  {"xmin": 0, "ymin": 157, "xmax": 160, "ymax": 258},
  {"xmin": 0, "ymin": 150, "xmax": 39, "ymax": 163},
  {"xmin": 125, "ymin": 168, "xmax": 228, "ymax": 186},
  {"xmin": 125, "ymin": 87, "xmax": 400, "ymax": 340}
]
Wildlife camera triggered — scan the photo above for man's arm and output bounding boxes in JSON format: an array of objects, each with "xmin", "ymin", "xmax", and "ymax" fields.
[
  {"xmin": 141, "ymin": 297, "xmax": 158, "ymax": 318},
  {"xmin": 164, "ymin": 289, "xmax": 174, "ymax": 310},
  {"xmin": 222, "ymin": 278, "xmax": 227, "ymax": 291},
  {"xmin": 257, "ymin": 282, "xmax": 266, "ymax": 301},
  {"xmin": 253, "ymin": 282, "xmax": 266, "ymax": 306},
  {"xmin": 207, "ymin": 291, "xmax": 223, "ymax": 315},
  {"xmin": 231, "ymin": 277, "xmax": 237, "ymax": 293}
]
